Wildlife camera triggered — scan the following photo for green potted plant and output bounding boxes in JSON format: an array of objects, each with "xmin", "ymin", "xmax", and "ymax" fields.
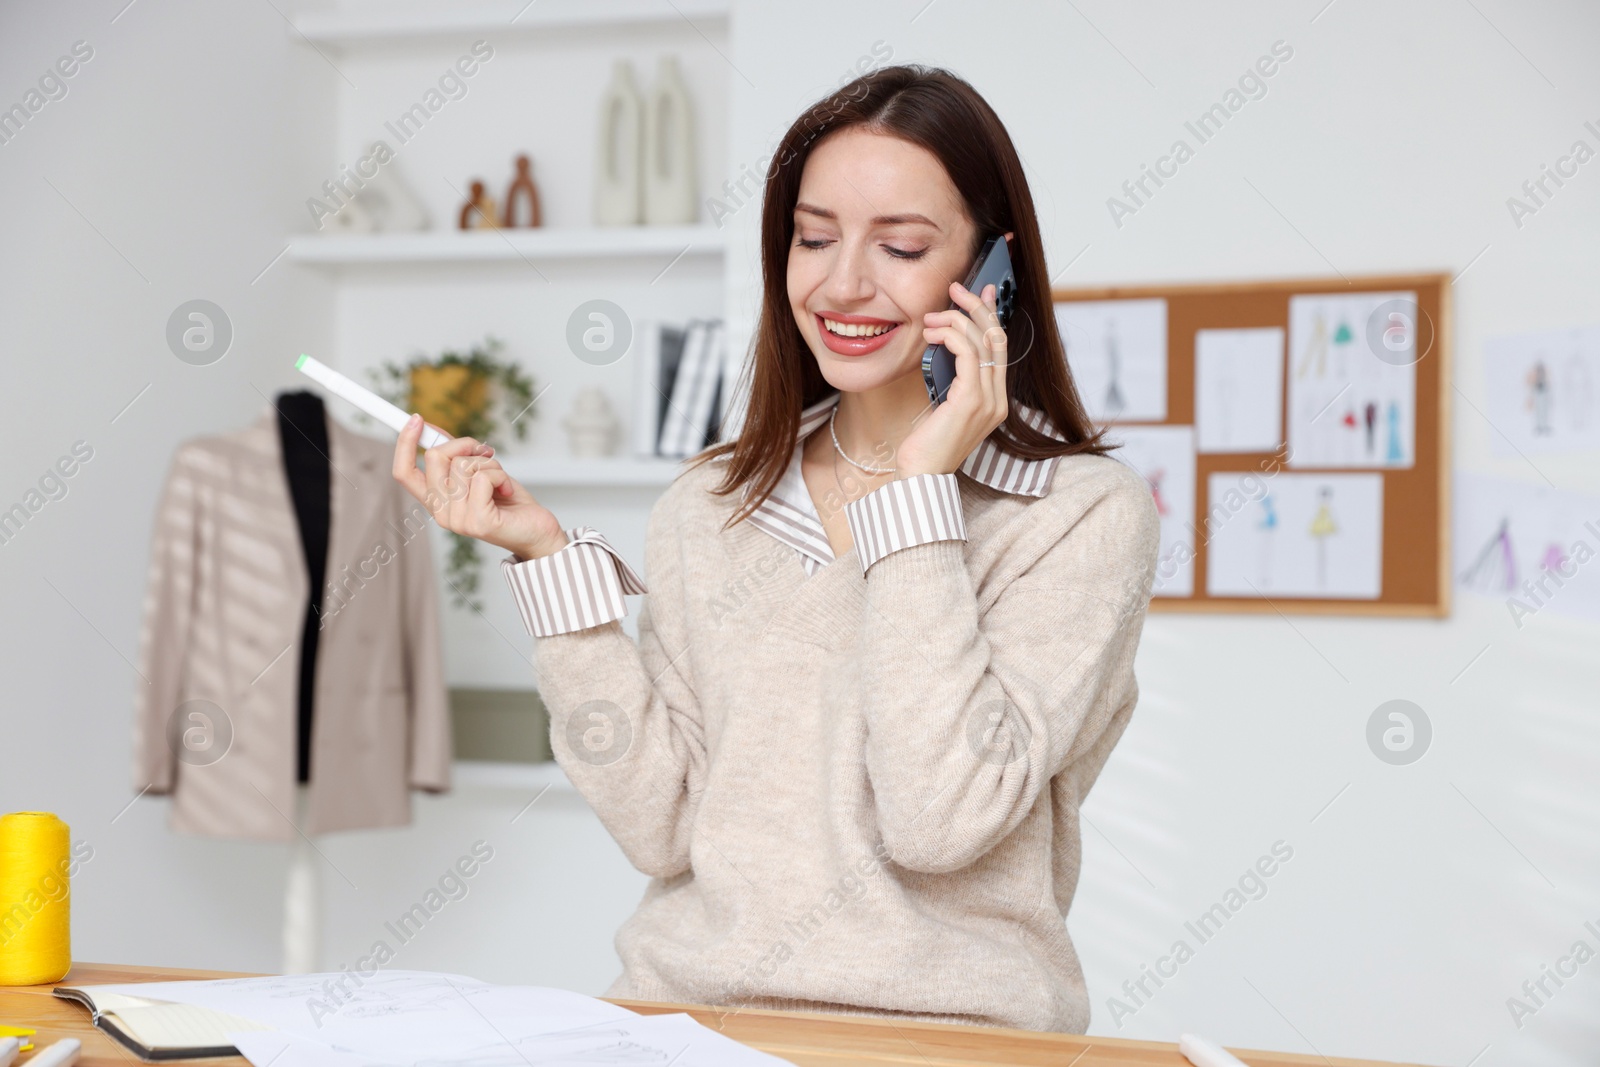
[{"xmin": 368, "ymin": 336, "xmax": 538, "ymax": 611}]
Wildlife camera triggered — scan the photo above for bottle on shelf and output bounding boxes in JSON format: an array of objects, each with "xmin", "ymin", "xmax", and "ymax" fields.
[
  {"xmin": 644, "ymin": 54, "xmax": 697, "ymax": 225},
  {"xmin": 593, "ymin": 59, "xmax": 644, "ymax": 226}
]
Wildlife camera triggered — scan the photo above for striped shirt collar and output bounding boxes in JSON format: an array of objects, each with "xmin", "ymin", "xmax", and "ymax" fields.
[{"xmin": 741, "ymin": 391, "xmax": 1064, "ymax": 574}]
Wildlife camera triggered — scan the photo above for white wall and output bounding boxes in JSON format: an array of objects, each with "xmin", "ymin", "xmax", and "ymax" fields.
[
  {"xmin": 0, "ymin": 0, "xmax": 657, "ymax": 998},
  {"xmin": 0, "ymin": 0, "xmax": 339, "ymax": 971},
  {"xmin": 723, "ymin": 2, "xmax": 1599, "ymax": 1065},
  {"xmin": 2, "ymin": 2, "xmax": 1598, "ymax": 1066}
]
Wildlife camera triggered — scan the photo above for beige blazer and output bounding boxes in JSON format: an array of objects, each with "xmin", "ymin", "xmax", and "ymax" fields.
[{"xmin": 133, "ymin": 408, "xmax": 451, "ymax": 841}]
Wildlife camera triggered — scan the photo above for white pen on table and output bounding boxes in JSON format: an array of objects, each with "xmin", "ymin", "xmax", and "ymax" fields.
[
  {"xmin": 1179, "ymin": 1032, "xmax": 1249, "ymax": 1067},
  {"xmin": 22, "ymin": 1039, "xmax": 80, "ymax": 1067}
]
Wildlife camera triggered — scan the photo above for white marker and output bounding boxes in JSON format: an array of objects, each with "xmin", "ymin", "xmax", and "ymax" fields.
[
  {"xmin": 1178, "ymin": 1033, "xmax": 1248, "ymax": 1067},
  {"xmin": 23, "ymin": 1039, "xmax": 80, "ymax": 1067},
  {"xmin": 295, "ymin": 354, "xmax": 451, "ymax": 448},
  {"xmin": 0, "ymin": 1036, "xmax": 20, "ymax": 1067}
]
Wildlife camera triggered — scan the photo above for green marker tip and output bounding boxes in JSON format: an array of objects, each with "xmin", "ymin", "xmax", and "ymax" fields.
[{"xmin": 295, "ymin": 353, "xmax": 309, "ymax": 369}]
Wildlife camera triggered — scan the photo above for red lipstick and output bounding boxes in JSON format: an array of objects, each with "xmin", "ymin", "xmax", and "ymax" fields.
[{"xmin": 815, "ymin": 312, "xmax": 900, "ymax": 357}]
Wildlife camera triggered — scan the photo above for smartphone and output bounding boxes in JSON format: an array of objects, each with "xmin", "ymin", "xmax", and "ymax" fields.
[{"xmin": 921, "ymin": 234, "xmax": 1018, "ymax": 406}]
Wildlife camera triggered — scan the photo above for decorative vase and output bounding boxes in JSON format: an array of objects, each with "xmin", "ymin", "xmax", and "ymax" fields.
[
  {"xmin": 327, "ymin": 196, "xmax": 376, "ymax": 233},
  {"xmin": 593, "ymin": 59, "xmax": 644, "ymax": 226},
  {"xmin": 357, "ymin": 146, "xmax": 430, "ymax": 232},
  {"xmin": 409, "ymin": 365, "xmax": 488, "ymax": 437},
  {"xmin": 502, "ymin": 154, "xmax": 542, "ymax": 228},
  {"xmin": 458, "ymin": 180, "xmax": 499, "ymax": 230},
  {"xmin": 563, "ymin": 387, "xmax": 620, "ymax": 457},
  {"xmin": 644, "ymin": 55, "xmax": 697, "ymax": 225}
]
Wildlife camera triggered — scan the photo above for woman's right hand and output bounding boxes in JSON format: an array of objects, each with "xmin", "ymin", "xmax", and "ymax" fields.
[{"xmin": 391, "ymin": 413, "xmax": 569, "ymax": 561}]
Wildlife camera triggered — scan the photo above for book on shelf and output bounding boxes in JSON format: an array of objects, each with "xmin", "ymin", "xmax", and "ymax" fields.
[
  {"xmin": 658, "ymin": 319, "xmax": 722, "ymax": 457},
  {"xmin": 632, "ymin": 318, "xmax": 747, "ymax": 460}
]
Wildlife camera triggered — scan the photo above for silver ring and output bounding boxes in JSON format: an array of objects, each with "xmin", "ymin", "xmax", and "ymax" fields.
[{"xmin": 978, "ymin": 361, "xmax": 998, "ymax": 368}]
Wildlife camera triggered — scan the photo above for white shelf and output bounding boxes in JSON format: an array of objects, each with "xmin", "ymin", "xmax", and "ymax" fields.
[
  {"xmin": 287, "ymin": 226, "xmax": 726, "ymax": 266},
  {"xmin": 292, "ymin": 0, "xmax": 731, "ymax": 45},
  {"xmin": 498, "ymin": 455, "xmax": 686, "ymax": 488}
]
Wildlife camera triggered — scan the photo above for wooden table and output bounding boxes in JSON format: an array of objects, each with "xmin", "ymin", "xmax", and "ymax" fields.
[{"xmin": 0, "ymin": 964, "xmax": 1428, "ymax": 1067}]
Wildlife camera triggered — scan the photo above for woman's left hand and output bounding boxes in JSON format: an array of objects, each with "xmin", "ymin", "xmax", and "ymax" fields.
[{"xmin": 895, "ymin": 279, "xmax": 1011, "ymax": 478}]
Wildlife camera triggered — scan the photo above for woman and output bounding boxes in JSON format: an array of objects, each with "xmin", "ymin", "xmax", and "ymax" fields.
[{"xmin": 392, "ymin": 64, "xmax": 1159, "ymax": 1034}]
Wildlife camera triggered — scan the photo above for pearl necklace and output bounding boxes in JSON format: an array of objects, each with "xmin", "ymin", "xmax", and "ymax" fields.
[{"xmin": 828, "ymin": 406, "xmax": 897, "ymax": 475}]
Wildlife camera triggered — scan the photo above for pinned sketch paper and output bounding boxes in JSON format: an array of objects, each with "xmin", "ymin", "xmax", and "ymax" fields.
[
  {"xmin": 1454, "ymin": 471, "xmax": 1600, "ymax": 625},
  {"xmin": 1055, "ymin": 299, "xmax": 1167, "ymax": 423},
  {"xmin": 1194, "ymin": 327, "xmax": 1284, "ymax": 453},
  {"xmin": 1484, "ymin": 324, "xmax": 1600, "ymax": 457},
  {"xmin": 1286, "ymin": 292, "xmax": 1417, "ymax": 469},
  {"xmin": 1206, "ymin": 472, "xmax": 1383, "ymax": 598},
  {"xmin": 1107, "ymin": 425, "xmax": 1196, "ymax": 596}
]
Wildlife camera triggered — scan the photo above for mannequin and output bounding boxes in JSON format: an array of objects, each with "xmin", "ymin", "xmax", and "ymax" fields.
[
  {"xmin": 274, "ymin": 390, "xmax": 331, "ymax": 973},
  {"xmin": 133, "ymin": 393, "xmax": 453, "ymax": 968},
  {"xmin": 275, "ymin": 390, "xmax": 331, "ymax": 783}
]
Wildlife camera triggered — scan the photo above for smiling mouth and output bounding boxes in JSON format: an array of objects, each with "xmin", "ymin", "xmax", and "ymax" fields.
[
  {"xmin": 819, "ymin": 317, "xmax": 897, "ymax": 338},
  {"xmin": 812, "ymin": 313, "xmax": 902, "ymax": 355}
]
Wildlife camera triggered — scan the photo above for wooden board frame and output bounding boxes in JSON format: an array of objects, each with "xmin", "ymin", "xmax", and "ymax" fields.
[{"xmin": 1051, "ymin": 272, "xmax": 1452, "ymax": 618}]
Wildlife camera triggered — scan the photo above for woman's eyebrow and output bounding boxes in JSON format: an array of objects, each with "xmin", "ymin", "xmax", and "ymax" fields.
[
  {"xmin": 871, "ymin": 212, "xmax": 941, "ymax": 228},
  {"xmin": 794, "ymin": 202, "xmax": 942, "ymax": 230}
]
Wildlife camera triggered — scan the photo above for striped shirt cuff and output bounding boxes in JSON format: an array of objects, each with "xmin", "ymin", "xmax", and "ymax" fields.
[
  {"xmin": 843, "ymin": 472, "xmax": 967, "ymax": 575},
  {"xmin": 500, "ymin": 527, "xmax": 648, "ymax": 637}
]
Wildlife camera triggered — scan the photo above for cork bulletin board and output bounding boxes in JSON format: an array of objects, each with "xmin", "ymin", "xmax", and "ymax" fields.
[{"xmin": 1050, "ymin": 272, "xmax": 1452, "ymax": 617}]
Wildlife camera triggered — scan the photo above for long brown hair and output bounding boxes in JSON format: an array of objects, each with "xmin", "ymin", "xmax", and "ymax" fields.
[{"xmin": 689, "ymin": 63, "xmax": 1115, "ymax": 526}]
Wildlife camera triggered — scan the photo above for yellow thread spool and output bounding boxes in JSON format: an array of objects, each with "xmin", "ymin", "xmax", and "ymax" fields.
[{"xmin": 0, "ymin": 812, "xmax": 72, "ymax": 985}]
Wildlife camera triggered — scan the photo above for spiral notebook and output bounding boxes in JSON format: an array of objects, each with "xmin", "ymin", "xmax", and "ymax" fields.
[{"xmin": 53, "ymin": 985, "xmax": 272, "ymax": 1061}]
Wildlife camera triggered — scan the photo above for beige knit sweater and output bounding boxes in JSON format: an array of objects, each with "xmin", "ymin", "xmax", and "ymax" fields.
[{"xmin": 515, "ymin": 447, "xmax": 1159, "ymax": 1033}]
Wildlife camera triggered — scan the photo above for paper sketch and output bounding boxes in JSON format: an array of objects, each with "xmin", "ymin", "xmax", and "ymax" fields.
[
  {"xmin": 1286, "ymin": 291, "xmax": 1417, "ymax": 469},
  {"xmin": 1206, "ymin": 472, "xmax": 1383, "ymax": 598},
  {"xmin": 94, "ymin": 973, "xmax": 792, "ymax": 1067},
  {"xmin": 1194, "ymin": 327, "xmax": 1284, "ymax": 453},
  {"xmin": 1459, "ymin": 516, "xmax": 1517, "ymax": 593},
  {"xmin": 1107, "ymin": 425, "xmax": 1196, "ymax": 596},
  {"xmin": 232, "ymin": 1012, "xmax": 784, "ymax": 1067},
  {"xmin": 1454, "ymin": 472, "xmax": 1600, "ymax": 624},
  {"xmin": 1055, "ymin": 298, "xmax": 1167, "ymax": 423},
  {"xmin": 1255, "ymin": 490, "xmax": 1280, "ymax": 590},
  {"xmin": 1307, "ymin": 485, "xmax": 1339, "ymax": 589},
  {"xmin": 1484, "ymin": 324, "xmax": 1600, "ymax": 457},
  {"xmin": 1529, "ymin": 361, "xmax": 1552, "ymax": 434}
]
